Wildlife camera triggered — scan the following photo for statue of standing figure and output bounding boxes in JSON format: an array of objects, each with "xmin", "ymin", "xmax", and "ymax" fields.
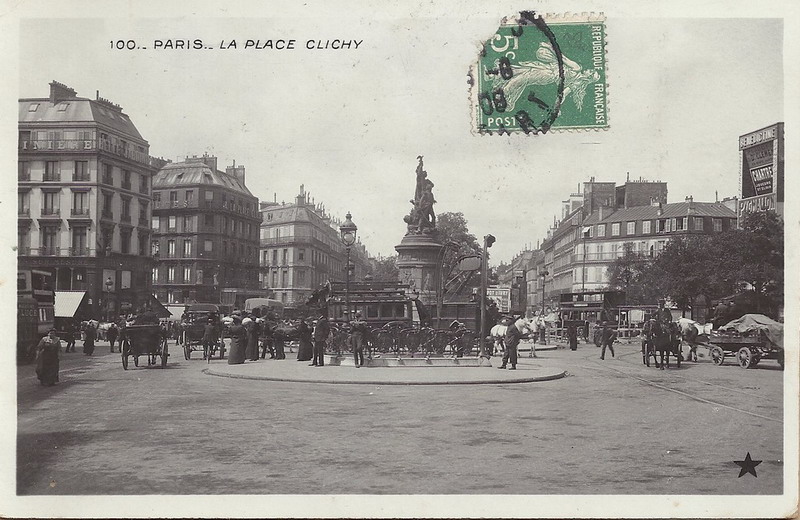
[{"xmin": 404, "ymin": 156, "xmax": 437, "ymax": 234}]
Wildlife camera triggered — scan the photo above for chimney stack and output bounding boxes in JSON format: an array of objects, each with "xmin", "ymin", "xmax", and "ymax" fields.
[
  {"xmin": 225, "ymin": 160, "xmax": 246, "ymax": 185},
  {"xmin": 49, "ymin": 81, "xmax": 76, "ymax": 104}
]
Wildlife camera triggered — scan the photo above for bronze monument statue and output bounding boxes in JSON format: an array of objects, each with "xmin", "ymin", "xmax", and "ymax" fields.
[{"xmin": 404, "ymin": 156, "xmax": 437, "ymax": 234}]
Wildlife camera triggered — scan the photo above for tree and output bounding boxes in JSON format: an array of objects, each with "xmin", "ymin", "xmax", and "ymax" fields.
[
  {"xmin": 437, "ymin": 212, "xmax": 483, "ymax": 298},
  {"xmin": 716, "ymin": 212, "xmax": 784, "ymax": 315},
  {"xmin": 371, "ymin": 255, "xmax": 399, "ymax": 282},
  {"xmin": 606, "ymin": 243, "xmax": 662, "ymax": 305}
]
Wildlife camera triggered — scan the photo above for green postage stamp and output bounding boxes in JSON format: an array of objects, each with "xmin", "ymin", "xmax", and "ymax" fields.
[{"xmin": 471, "ymin": 12, "xmax": 608, "ymax": 134}]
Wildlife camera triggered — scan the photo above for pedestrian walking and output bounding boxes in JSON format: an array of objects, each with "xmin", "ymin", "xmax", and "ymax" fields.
[
  {"xmin": 350, "ymin": 312, "xmax": 367, "ymax": 368},
  {"xmin": 83, "ymin": 322, "xmax": 96, "ymax": 356},
  {"xmin": 296, "ymin": 319, "xmax": 313, "ymax": 362},
  {"xmin": 567, "ymin": 324, "xmax": 578, "ymax": 351},
  {"xmin": 311, "ymin": 313, "xmax": 329, "ymax": 367},
  {"xmin": 202, "ymin": 318, "xmax": 218, "ymax": 360},
  {"xmin": 107, "ymin": 322, "xmax": 119, "ymax": 353},
  {"xmin": 600, "ymin": 322, "xmax": 617, "ymax": 360},
  {"xmin": 63, "ymin": 320, "xmax": 76, "ymax": 353},
  {"xmin": 498, "ymin": 319, "xmax": 522, "ymax": 370},
  {"xmin": 35, "ymin": 329, "xmax": 61, "ymax": 386},
  {"xmin": 227, "ymin": 317, "xmax": 247, "ymax": 365}
]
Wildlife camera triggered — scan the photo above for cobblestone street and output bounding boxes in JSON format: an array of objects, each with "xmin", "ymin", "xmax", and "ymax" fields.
[{"xmin": 16, "ymin": 339, "xmax": 784, "ymax": 501}]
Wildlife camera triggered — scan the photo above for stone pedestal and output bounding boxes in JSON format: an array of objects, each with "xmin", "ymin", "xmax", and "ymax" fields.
[{"xmin": 395, "ymin": 233, "xmax": 445, "ymax": 307}]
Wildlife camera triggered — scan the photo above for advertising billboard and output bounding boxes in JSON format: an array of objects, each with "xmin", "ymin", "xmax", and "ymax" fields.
[
  {"xmin": 486, "ymin": 285, "xmax": 512, "ymax": 313},
  {"xmin": 739, "ymin": 123, "xmax": 784, "ymax": 219}
]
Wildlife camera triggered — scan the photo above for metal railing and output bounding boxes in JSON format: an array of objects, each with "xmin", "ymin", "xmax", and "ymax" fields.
[{"xmin": 71, "ymin": 208, "xmax": 90, "ymax": 217}]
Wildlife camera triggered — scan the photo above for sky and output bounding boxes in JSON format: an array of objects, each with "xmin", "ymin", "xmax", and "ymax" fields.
[{"xmin": 11, "ymin": 10, "xmax": 785, "ymax": 266}]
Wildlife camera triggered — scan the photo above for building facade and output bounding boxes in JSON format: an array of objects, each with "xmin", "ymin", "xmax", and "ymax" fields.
[
  {"xmin": 259, "ymin": 186, "xmax": 373, "ymax": 308},
  {"xmin": 151, "ymin": 155, "xmax": 261, "ymax": 305},
  {"xmin": 575, "ymin": 198, "xmax": 738, "ymax": 291},
  {"xmin": 18, "ymin": 81, "xmax": 161, "ymax": 319}
]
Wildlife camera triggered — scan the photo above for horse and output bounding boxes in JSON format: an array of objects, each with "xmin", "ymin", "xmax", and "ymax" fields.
[
  {"xmin": 491, "ymin": 317, "xmax": 536, "ymax": 356},
  {"xmin": 676, "ymin": 317, "xmax": 712, "ymax": 362},
  {"xmin": 642, "ymin": 318, "xmax": 679, "ymax": 369}
]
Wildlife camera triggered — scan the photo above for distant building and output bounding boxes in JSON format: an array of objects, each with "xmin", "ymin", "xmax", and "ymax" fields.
[
  {"xmin": 18, "ymin": 81, "xmax": 163, "ymax": 319},
  {"xmin": 259, "ymin": 186, "xmax": 373, "ymax": 308},
  {"xmin": 151, "ymin": 154, "xmax": 261, "ymax": 305},
  {"xmin": 575, "ymin": 197, "xmax": 738, "ymax": 291}
]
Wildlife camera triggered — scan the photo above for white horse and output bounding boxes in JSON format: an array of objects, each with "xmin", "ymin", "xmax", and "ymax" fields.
[
  {"xmin": 676, "ymin": 317, "xmax": 712, "ymax": 362},
  {"xmin": 490, "ymin": 318, "xmax": 536, "ymax": 356}
]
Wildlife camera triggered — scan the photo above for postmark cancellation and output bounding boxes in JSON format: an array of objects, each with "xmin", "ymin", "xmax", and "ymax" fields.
[{"xmin": 470, "ymin": 11, "xmax": 608, "ymax": 135}]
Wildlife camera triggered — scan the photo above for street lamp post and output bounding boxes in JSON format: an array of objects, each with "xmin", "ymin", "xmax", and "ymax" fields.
[{"xmin": 339, "ymin": 212, "xmax": 357, "ymax": 324}]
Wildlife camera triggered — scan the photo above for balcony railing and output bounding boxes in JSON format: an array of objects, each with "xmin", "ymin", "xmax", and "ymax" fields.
[
  {"xmin": 73, "ymin": 174, "xmax": 91, "ymax": 181},
  {"xmin": 69, "ymin": 247, "xmax": 90, "ymax": 256},
  {"xmin": 18, "ymin": 208, "xmax": 30, "ymax": 216},
  {"xmin": 43, "ymin": 173, "xmax": 61, "ymax": 182},
  {"xmin": 38, "ymin": 246, "xmax": 62, "ymax": 256},
  {"xmin": 71, "ymin": 208, "xmax": 91, "ymax": 217},
  {"xmin": 41, "ymin": 207, "xmax": 60, "ymax": 217},
  {"xmin": 19, "ymin": 139, "xmax": 154, "ymax": 167}
]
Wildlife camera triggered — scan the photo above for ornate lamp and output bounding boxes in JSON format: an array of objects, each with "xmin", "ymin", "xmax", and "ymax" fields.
[{"xmin": 339, "ymin": 212, "xmax": 357, "ymax": 323}]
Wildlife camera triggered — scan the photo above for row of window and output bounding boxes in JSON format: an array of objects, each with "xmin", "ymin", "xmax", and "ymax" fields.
[
  {"xmin": 19, "ymin": 160, "xmax": 149, "ymax": 193},
  {"xmin": 18, "ymin": 226, "xmax": 148, "ymax": 257},
  {"xmin": 152, "ymin": 214, "xmax": 257, "ymax": 239},
  {"xmin": 588, "ymin": 216, "xmax": 725, "ymax": 238},
  {"xmin": 154, "ymin": 190, "xmax": 254, "ymax": 214}
]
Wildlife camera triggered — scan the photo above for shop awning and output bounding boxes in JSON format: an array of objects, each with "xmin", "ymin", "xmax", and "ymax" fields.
[{"xmin": 54, "ymin": 291, "xmax": 87, "ymax": 318}]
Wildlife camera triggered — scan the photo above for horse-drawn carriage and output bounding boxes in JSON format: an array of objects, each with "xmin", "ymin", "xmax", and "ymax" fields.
[
  {"xmin": 180, "ymin": 303, "xmax": 225, "ymax": 360},
  {"xmin": 120, "ymin": 324, "xmax": 169, "ymax": 369},
  {"xmin": 706, "ymin": 314, "xmax": 784, "ymax": 369}
]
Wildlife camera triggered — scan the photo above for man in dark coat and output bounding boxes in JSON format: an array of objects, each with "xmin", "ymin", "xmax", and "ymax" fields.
[
  {"xmin": 202, "ymin": 318, "xmax": 218, "ymax": 360},
  {"xmin": 349, "ymin": 312, "xmax": 367, "ymax": 367},
  {"xmin": 311, "ymin": 314, "xmax": 330, "ymax": 367},
  {"xmin": 107, "ymin": 322, "xmax": 119, "ymax": 353},
  {"xmin": 83, "ymin": 322, "xmax": 96, "ymax": 355},
  {"xmin": 600, "ymin": 322, "xmax": 617, "ymax": 360},
  {"xmin": 498, "ymin": 319, "xmax": 522, "ymax": 370},
  {"xmin": 63, "ymin": 320, "xmax": 76, "ymax": 353}
]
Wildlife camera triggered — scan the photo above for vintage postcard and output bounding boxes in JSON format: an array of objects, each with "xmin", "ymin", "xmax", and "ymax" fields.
[{"xmin": 0, "ymin": 0, "xmax": 797, "ymax": 518}]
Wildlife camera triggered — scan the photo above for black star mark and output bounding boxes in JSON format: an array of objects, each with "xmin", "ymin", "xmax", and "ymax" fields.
[{"xmin": 733, "ymin": 452, "xmax": 762, "ymax": 478}]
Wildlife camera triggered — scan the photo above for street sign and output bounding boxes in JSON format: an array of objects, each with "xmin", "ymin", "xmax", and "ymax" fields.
[{"xmin": 456, "ymin": 255, "xmax": 481, "ymax": 272}]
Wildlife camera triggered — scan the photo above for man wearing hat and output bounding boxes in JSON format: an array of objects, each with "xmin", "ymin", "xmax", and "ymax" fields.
[
  {"xmin": 311, "ymin": 313, "xmax": 330, "ymax": 367},
  {"xmin": 349, "ymin": 311, "xmax": 367, "ymax": 367}
]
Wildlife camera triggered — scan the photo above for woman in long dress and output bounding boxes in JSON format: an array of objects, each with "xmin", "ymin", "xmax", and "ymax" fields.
[
  {"xmin": 227, "ymin": 317, "xmax": 247, "ymax": 365},
  {"xmin": 36, "ymin": 329, "xmax": 61, "ymax": 386},
  {"xmin": 296, "ymin": 320, "xmax": 313, "ymax": 361}
]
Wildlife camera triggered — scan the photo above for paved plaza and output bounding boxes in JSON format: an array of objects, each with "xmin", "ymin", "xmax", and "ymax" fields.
[{"xmin": 16, "ymin": 338, "xmax": 783, "ymax": 498}]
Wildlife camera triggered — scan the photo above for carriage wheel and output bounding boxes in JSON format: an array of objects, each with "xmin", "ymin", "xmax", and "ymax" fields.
[
  {"xmin": 710, "ymin": 346, "xmax": 725, "ymax": 366},
  {"xmin": 122, "ymin": 353, "xmax": 129, "ymax": 370},
  {"xmin": 161, "ymin": 341, "xmax": 169, "ymax": 368},
  {"xmin": 133, "ymin": 355, "xmax": 139, "ymax": 367},
  {"xmin": 737, "ymin": 347, "xmax": 755, "ymax": 369}
]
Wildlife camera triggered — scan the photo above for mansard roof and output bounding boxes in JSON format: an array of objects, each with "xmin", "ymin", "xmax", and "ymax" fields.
[
  {"xmin": 19, "ymin": 97, "xmax": 146, "ymax": 142},
  {"xmin": 153, "ymin": 160, "xmax": 254, "ymax": 197}
]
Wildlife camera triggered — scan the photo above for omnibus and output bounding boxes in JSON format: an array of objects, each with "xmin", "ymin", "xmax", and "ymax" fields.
[
  {"xmin": 244, "ymin": 298, "xmax": 285, "ymax": 320},
  {"xmin": 325, "ymin": 281, "xmax": 429, "ymax": 328},
  {"xmin": 17, "ymin": 269, "xmax": 55, "ymax": 363}
]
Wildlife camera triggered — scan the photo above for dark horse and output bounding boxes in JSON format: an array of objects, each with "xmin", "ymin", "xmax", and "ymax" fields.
[{"xmin": 642, "ymin": 319, "xmax": 681, "ymax": 369}]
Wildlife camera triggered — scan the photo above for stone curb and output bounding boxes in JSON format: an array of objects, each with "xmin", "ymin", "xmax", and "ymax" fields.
[{"xmin": 202, "ymin": 367, "xmax": 568, "ymax": 386}]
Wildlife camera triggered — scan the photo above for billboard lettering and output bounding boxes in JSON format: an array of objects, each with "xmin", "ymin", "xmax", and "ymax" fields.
[{"xmin": 739, "ymin": 193, "xmax": 776, "ymax": 215}]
